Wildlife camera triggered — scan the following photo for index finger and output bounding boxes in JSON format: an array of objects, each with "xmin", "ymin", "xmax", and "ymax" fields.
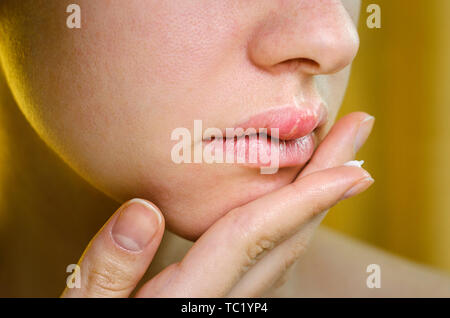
[{"xmin": 136, "ymin": 165, "xmax": 373, "ymax": 297}]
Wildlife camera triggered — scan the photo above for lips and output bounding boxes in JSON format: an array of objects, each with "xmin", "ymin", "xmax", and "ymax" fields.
[
  {"xmin": 202, "ymin": 102, "xmax": 327, "ymax": 170},
  {"xmin": 235, "ymin": 104, "xmax": 326, "ymax": 140}
]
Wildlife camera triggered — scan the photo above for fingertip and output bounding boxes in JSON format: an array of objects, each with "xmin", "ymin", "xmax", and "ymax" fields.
[
  {"xmin": 354, "ymin": 114, "xmax": 375, "ymax": 154},
  {"xmin": 339, "ymin": 161, "xmax": 373, "ymax": 180},
  {"xmin": 125, "ymin": 198, "xmax": 164, "ymax": 225},
  {"xmin": 334, "ymin": 164, "xmax": 374, "ymax": 200},
  {"xmin": 341, "ymin": 175, "xmax": 375, "ymax": 200},
  {"xmin": 300, "ymin": 112, "xmax": 375, "ymax": 178},
  {"xmin": 111, "ymin": 198, "xmax": 163, "ymax": 252}
]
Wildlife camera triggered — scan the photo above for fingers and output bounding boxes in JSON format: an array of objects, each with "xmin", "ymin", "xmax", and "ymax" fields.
[
  {"xmin": 137, "ymin": 165, "xmax": 373, "ymax": 297},
  {"xmin": 137, "ymin": 112, "xmax": 374, "ymax": 298},
  {"xmin": 300, "ymin": 112, "xmax": 375, "ymax": 177},
  {"xmin": 61, "ymin": 198, "xmax": 164, "ymax": 298},
  {"xmin": 227, "ymin": 112, "xmax": 375, "ymax": 296}
]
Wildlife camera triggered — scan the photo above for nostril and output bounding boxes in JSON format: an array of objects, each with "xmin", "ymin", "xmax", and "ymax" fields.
[
  {"xmin": 280, "ymin": 58, "xmax": 321, "ymax": 74},
  {"xmin": 296, "ymin": 58, "xmax": 321, "ymax": 73},
  {"xmin": 296, "ymin": 58, "xmax": 320, "ymax": 68}
]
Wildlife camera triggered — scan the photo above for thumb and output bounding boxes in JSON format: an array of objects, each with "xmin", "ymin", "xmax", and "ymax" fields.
[{"xmin": 61, "ymin": 198, "xmax": 164, "ymax": 298}]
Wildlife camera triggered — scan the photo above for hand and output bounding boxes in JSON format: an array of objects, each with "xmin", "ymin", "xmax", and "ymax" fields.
[{"xmin": 61, "ymin": 112, "xmax": 375, "ymax": 297}]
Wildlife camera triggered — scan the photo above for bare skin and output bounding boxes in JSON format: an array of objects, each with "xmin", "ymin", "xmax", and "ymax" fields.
[
  {"xmin": 0, "ymin": 72, "xmax": 449, "ymax": 297},
  {"xmin": 0, "ymin": 1, "xmax": 449, "ymax": 297}
]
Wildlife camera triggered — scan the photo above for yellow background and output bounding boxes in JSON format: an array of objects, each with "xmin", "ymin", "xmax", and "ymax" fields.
[{"xmin": 325, "ymin": 0, "xmax": 450, "ymax": 273}]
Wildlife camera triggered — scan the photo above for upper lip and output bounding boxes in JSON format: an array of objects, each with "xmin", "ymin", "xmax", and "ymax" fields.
[{"xmin": 231, "ymin": 100, "xmax": 327, "ymax": 141}]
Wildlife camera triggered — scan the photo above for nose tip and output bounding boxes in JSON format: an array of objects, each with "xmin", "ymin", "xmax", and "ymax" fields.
[
  {"xmin": 248, "ymin": 1, "xmax": 360, "ymax": 76},
  {"xmin": 305, "ymin": 29, "xmax": 359, "ymax": 75},
  {"xmin": 308, "ymin": 26, "xmax": 360, "ymax": 75}
]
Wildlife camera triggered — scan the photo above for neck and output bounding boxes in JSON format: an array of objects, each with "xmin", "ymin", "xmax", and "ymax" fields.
[{"xmin": 0, "ymin": 71, "xmax": 192, "ymax": 296}]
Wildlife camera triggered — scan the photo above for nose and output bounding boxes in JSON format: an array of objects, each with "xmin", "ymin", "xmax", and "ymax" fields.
[{"xmin": 248, "ymin": 0, "xmax": 360, "ymax": 75}]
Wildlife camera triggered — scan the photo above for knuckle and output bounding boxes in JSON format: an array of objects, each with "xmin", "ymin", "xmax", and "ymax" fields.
[
  {"xmin": 248, "ymin": 238, "xmax": 276, "ymax": 261},
  {"xmin": 270, "ymin": 241, "xmax": 309, "ymax": 291},
  {"xmin": 272, "ymin": 271, "xmax": 289, "ymax": 290},
  {"xmin": 284, "ymin": 241, "xmax": 307, "ymax": 268},
  {"xmin": 84, "ymin": 260, "xmax": 135, "ymax": 296},
  {"xmin": 273, "ymin": 265, "xmax": 295, "ymax": 290},
  {"xmin": 282, "ymin": 232, "xmax": 315, "ymax": 271},
  {"xmin": 242, "ymin": 237, "xmax": 277, "ymax": 273}
]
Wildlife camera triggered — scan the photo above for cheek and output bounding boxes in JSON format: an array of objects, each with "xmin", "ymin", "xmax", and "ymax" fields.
[
  {"xmin": 1, "ymin": 1, "xmax": 242, "ymax": 188},
  {"xmin": 315, "ymin": 66, "xmax": 352, "ymax": 138},
  {"xmin": 58, "ymin": 1, "xmax": 243, "ymax": 139}
]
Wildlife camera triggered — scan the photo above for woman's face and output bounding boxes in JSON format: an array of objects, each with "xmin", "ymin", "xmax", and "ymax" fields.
[{"xmin": 0, "ymin": 0, "xmax": 361, "ymax": 240}]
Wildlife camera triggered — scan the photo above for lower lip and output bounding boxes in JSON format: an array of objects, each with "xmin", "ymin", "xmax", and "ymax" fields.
[{"xmin": 202, "ymin": 133, "xmax": 315, "ymax": 168}]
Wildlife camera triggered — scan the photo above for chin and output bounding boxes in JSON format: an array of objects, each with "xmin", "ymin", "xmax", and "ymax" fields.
[{"xmin": 156, "ymin": 165, "xmax": 300, "ymax": 241}]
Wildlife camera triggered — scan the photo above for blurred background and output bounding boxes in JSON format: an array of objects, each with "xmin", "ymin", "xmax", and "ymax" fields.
[{"xmin": 325, "ymin": 0, "xmax": 450, "ymax": 273}]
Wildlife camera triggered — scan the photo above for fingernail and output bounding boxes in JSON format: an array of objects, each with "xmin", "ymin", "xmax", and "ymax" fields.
[
  {"xmin": 112, "ymin": 199, "xmax": 162, "ymax": 252},
  {"xmin": 342, "ymin": 177, "xmax": 375, "ymax": 200},
  {"xmin": 354, "ymin": 115, "xmax": 375, "ymax": 154}
]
